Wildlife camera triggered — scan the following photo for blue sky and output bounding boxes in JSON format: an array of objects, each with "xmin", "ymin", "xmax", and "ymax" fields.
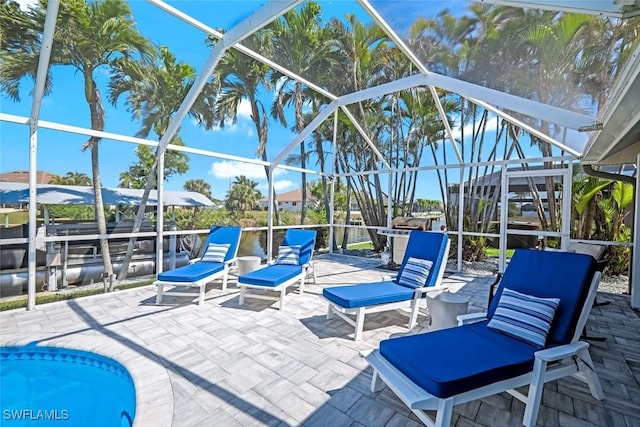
[
  {"xmin": 1, "ymin": 0, "xmax": 382, "ymax": 200},
  {"xmin": 0, "ymin": 0, "xmax": 570, "ymax": 203}
]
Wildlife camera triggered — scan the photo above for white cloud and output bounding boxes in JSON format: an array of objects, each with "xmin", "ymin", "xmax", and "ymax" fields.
[
  {"xmin": 259, "ymin": 179, "xmax": 295, "ymax": 192},
  {"xmin": 15, "ymin": 0, "xmax": 37, "ymax": 10},
  {"xmin": 450, "ymin": 116, "xmax": 500, "ymax": 140},
  {"xmin": 209, "ymin": 160, "xmax": 285, "ymax": 179},
  {"xmin": 237, "ymin": 99, "xmax": 252, "ymax": 120},
  {"xmin": 207, "ymin": 99, "xmax": 253, "ymax": 132}
]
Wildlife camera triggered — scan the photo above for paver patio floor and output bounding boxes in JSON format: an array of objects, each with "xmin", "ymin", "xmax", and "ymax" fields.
[{"xmin": 1, "ymin": 253, "xmax": 638, "ymax": 426}]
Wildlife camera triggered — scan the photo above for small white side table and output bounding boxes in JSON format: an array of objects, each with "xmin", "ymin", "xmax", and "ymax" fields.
[
  {"xmin": 427, "ymin": 290, "xmax": 469, "ymax": 330},
  {"xmin": 237, "ymin": 256, "xmax": 261, "ymax": 275}
]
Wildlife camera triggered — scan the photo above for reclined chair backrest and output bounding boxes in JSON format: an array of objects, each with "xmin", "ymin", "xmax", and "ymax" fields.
[
  {"xmin": 281, "ymin": 229, "xmax": 317, "ymax": 265},
  {"xmin": 202, "ymin": 226, "xmax": 242, "ymax": 263},
  {"xmin": 488, "ymin": 249, "xmax": 597, "ymax": 346},
  {"xmin": 397, "ymin": 231, "xmax": 450, "ymax": 288}
]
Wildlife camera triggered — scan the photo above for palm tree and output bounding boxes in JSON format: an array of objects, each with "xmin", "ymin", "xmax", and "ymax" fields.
[
  {"xmin": 324, "ymin": 14, "xmax": 394, "ymax": 251},
  {"xmin": 211, "ymin": 37, "xmax": 282, "ymax": 225},
  {"xmin": 184, "ymin": 178, "xmax": 213, "ymax": 200},
  {"xmin": 50, "ymin": 171, "xmax": 92, "ymax": 186},
  {"xmin": 184, "ymin": 178, "xmax": 213, "ymax": 229},
  {"xmin": 109, "ymin": 44, "xmax": 217, "ymax": 280},
  {"xmin": 1, "ymin": 0, "xmax": 153, "ymax": 290},
  {"xmin": 225, "ymin": 175, "xmax": 261, "ymax": 215},
  {"xmin": 268, "ymin": 1, "xmax": 334, "ymax": 224}
]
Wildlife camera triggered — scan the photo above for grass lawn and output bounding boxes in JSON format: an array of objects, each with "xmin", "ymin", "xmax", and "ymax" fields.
[
  {"xmin": 484, "ymin": 248, "xmax": 515, "ymax": 258},
  {"xmin": 346, "ymin": 241, "xmax": 373, "ymax": 250}
]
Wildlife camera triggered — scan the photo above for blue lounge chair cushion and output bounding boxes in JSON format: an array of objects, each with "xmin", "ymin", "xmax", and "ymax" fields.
[
  {"xmin": 323, "ymin": 281, "xmax": 416, "ymax": 309},
  {"xmin": 488, "ymin": 249, "xmax": 596, "ymax": 345},
  {"xmin": 157, "ymin": 262, "xmax": 224, "ymax": 283},
  {"xmin": 239, "ymin": 264, "xmax": 303, "ymax": 287},
  {"xmin": 379, "ymin": 321, "xmax": 537, "ymax": 398}
]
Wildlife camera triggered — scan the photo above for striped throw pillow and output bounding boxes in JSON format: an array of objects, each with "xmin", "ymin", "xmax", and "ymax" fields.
[
  {"xmin": 487, "ymin": 288, "xmax": 560, "ymax": 348},
  {"xmin": 397, "ymin": 257, "xmax": 433, "ymax": 289},
  {"xmin": 201, "ymin": 243, "xmax": 230, "ymax": 263},
  {"xmin": 275, "ymin": 245, "xmax": 301, "ymax": 265}
]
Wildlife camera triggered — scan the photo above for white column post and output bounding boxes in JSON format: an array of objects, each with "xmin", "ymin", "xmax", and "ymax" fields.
[
  {"xmin": 632, "ymin": 153, "xmax": 640, "ymax": 308},
  {"xmin": 267, "ymin": 166, "xmax": 275, "ymax": 261},
  {"xmin": 561, "ymin": 164, "xmax": 573, "ymax": 251},
  {"xmin": 27, "ymin": 0, "xmax": 60, "ymax": 310},
  {"xmin": 499, "ymin": 164, "xmax": 508, "ymax": 273},
  {"xmin": 458, "ymin": 166, "xmax": 464, "ymax": 272},
  {"xmin": 387, "ymin": 170, "xmax": 393, "ymax": 228},
  {"xmin": 328, "ymin": 110, "xmax": 338, "ymax": 254},
  {"xmin": 156, "ymin": 153, "xmax": 165, "ymax": 275}
]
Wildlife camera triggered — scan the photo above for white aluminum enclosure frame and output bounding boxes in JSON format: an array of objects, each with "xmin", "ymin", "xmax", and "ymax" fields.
[
  {"xmin": 2, "ymin": 0, "xmax": 637, "ymax": 308},
  {"xmin": 498, "ymin": 167, "xmax": 573, "ymax": 272}
]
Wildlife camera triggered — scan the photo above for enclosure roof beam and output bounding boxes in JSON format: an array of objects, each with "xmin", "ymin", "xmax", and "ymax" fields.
[
  {"xmin": 423, "ymin": 72, "xmax": 594, "ymax": 131},
  {"xmin": 271, "ymin": 101, "xmax": 339, "ymax": 168},
  {"xmin": 473, "ymin": 0, "xmax": 639, "ymax": 18},
  {"xmin": 358, "ymin": 0, "xmax": 463, "ymax": 164},
  {"xmin": 154, "ymin": 0, "xmax": 303, "ymax": 160},
  {"xmin": 339, "ymin": 70, "xmax": 592, "ymax": 155},
  {"xmin": 468, "ymin": 98, "xmax": 582, "ymax": 157},
  {"xmin": 336, "ymin": 74, "xmax": 427, "ymax": 107},
  {"xmin": 148, "ymin": 0, "xmax": 337, "ymax": 102}
]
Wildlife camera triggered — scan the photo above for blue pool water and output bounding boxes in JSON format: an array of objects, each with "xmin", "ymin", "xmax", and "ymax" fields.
[{"xmin": 1, "ymin": 345, "xmax": 136, "ymax": 426}]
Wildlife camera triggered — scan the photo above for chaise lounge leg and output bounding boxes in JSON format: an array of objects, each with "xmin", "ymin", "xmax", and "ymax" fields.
[
  {"xmin": 523, "ymin": 358, "xmax": 547, "ymax": 427},
  {"xmin": 433, "ymin": 398, "xmax": 454, "ymax": 427},
  {"xmin": 577, "ymin": 346, "xmax": 604, "ymax": 400},
  {"xmin": 309, "ymin": 261, "xmax": 317, "ymax": 284},
  {"xmin": 299, "ymin": 277, "xmax": 305, "ymax": 296},
  {"xmin": 156, "ymin": 284, "xmax": 163, "ymax": 304},
  {"xmin": 198, "ymin": 285, "xmax": 205, "ymax": 306},
  {"xmin": 279, "ymin": 287, "xmax": 286, "ymax": 310},
  {"xmin": 327, "ymin": 304, "xmax": 334, "ymax": 320},
  {"xmin": 354, "ymin": 307, "xmax": 365, "ymax": 342},
  {"xmin": 239, "ymin": 286, "xmax": 246, "ymax": 305},
  {"xmin": 370, "ymin": 370, "xmax": 384, "ymax": 392},
  {"xmin": 408, "ymin": 297, "xmax": 421, "ymax": 329},
  {"xmin": 221, "ymin": 269, "xmax": 228, "ymax": 291}
]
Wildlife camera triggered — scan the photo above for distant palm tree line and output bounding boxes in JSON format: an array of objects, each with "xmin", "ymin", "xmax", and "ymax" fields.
[{"xmin": 1, "ymin": 0, "xmax": 637, "ymax": 277}]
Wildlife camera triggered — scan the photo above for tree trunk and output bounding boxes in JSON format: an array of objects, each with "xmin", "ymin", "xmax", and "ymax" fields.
[
  {"xmin": 86, "ymin": 78, "xmax": 114, "ymax": 290},
  {"xmin": 295, "ymin": 83, "xmax": 306, "ymax": 225},
  {"xmin": 342, "ymin": 183, "xmax": 352, "ymax": 251}
]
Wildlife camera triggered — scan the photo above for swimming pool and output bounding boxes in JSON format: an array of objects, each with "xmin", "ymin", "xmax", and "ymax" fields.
[{"xmin": 1, "ymin": 345, "xmax": 136, "ymax": 426}]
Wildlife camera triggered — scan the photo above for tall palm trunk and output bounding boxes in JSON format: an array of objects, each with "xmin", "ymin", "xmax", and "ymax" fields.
[
  {"xmin": 295, "ymin": 82, "xmax": 306, "ymax": 224},
  {"xmin": 86, "ymin": 78, "xmax": 114, "ymax": 289}
]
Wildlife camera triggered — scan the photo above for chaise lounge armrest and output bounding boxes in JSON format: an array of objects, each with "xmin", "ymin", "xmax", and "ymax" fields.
[
  {"xmin": 457, "ymin": 312, "xmax": 487, "ymax": 325},
  {"xmin": 534, "ymin": 341, "xmax": 589, "ymax": 362}
]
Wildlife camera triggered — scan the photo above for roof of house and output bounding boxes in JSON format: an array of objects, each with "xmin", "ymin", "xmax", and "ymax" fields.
[
  {"xmin": 0, "ymin": 170, "xmax": 56, "ymax": 184},
  {"xmin": 260, "ymin": 188, "xmax": 316, "ymax": 203},
  {"xmin": 0, "ymin": 182, "xmax": 214, "ymax": 207}
]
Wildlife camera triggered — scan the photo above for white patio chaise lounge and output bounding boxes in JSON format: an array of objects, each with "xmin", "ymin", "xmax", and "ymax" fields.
[
  {"xmin": 364, "ymin": 248, "xmax": 603, "ymax": 427},
  {"xmin": 322, "ymin": 230, "xmax": 450, "ymax": 341},
  {"xmin": 238, "ymin": 228, "xmax": 317, "ymax": 310},
  {"xmin": 155, "ymin": 225, "xmax": 242, "ymax": 306}
]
